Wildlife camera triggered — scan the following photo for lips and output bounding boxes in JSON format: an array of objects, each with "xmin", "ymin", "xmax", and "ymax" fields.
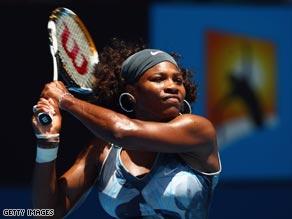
[{"xmin": 163, "ymin": 95, "xmax": 181, "ymax": 104}]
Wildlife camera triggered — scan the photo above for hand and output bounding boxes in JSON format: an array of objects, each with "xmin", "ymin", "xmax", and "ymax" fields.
[
  {"xmin": 40, "ymin": 81, "xmax": 69, "ymax": 106},
  {"xmin": 32, "ymin": 98, "xmax": 62, "ymax": 135}
]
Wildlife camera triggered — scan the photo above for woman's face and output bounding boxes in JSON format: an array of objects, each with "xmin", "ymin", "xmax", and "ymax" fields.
[{"xmin": 132, "ymin": 61, "xmax": 186, "ymax": 121}]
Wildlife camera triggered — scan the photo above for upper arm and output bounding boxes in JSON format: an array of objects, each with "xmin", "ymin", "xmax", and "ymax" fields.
[
  {"xmin": 112, "ymin": 114, "xmax": 217, "ymax": 154},
  {"xmin": 113, "ymin": 114, "xmax": 220, "ymax": 173}
]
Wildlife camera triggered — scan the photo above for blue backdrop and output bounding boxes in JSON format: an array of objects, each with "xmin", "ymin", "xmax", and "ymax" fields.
[{"xmin": 149, "ymin": 3, "xmax": 292, "ymax": 181}]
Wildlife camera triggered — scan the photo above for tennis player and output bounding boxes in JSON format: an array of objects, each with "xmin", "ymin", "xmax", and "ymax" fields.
[{"xmin": 32, "ymin": 38, "xmax": 221, "ymax": 219}]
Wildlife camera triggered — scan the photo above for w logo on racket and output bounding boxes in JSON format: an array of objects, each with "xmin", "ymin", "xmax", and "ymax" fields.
[{"xmin": 61, "ymin": 23, "xmax": 88, "ymax": 75}]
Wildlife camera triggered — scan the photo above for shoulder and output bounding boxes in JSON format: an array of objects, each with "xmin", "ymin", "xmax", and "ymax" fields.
[
  {"xmin": 172, "ymin": 114, "xmax": 217, "ymax": 140},
  {"xmin": 175, "ymin": 114, "xmax": 220, "ymax": 173},
  {"xmin": 179, "ymin": 113, "xmax": 214, "ymax": 125}
]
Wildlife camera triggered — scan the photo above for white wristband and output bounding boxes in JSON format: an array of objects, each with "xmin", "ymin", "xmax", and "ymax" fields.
[
  {"xmin": 35, "ymin": 133, "xmax": 60, "ymax": 139},
  {"xmin": 35, "ymin": 146, "xmax": 59, "ymax": 163}
]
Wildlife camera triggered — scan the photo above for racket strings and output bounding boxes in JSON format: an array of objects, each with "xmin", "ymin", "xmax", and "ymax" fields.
[{"xmin": 55, "ymin": 13, "xmax": 97, "ymax": 89}]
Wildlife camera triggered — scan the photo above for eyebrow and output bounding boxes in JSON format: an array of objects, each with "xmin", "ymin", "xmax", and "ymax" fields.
[{"xmin": 152, "ymin": 71, "xmax": 182, "ymax": 76}]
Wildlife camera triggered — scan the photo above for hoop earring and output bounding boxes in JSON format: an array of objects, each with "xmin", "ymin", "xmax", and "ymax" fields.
[
  {"xmin": 182, "ymin": 99, "xmax": 192, "ymax": 114},
  {"xmin": 119, "ymin": 93, "xmax": 135, "ymax": 113}
]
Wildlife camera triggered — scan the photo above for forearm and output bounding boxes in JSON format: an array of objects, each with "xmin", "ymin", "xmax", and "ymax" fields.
[
  {"xmin": 31, "ymin": 139, "xmax": 66, "ymax": 218},
  {"xmin": 60, "ymin": 95, "xmax": 133, "ymax": 144},
  {"xmin": 32, "ymin": 162, "xmax": 59, "ymax": 210}
]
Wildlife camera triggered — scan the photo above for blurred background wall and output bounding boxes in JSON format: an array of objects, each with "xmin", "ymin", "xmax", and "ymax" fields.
[{"xmin": 1, "ymin": 0, "xmax": 291, "ymax": 218}]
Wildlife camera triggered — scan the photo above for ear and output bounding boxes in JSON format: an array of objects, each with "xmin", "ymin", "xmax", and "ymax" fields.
[
  {"xmin": 125, "ymin": 84, "xmax": 136, "ymax": 95},
  {"xmin": 125, "ymin": 84, "xmax": 136, "ymax": 102}
]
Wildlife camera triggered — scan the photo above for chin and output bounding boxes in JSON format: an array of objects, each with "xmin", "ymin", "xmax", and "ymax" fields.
[{"xmin": 161, "ymin": 108, "xmax": 180, "ymax": 121}]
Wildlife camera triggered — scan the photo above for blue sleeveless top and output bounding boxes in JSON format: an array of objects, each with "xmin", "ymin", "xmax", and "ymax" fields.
[{"xmin": 97, "ymin": 145, "xmax": 220, "ymax": 219}]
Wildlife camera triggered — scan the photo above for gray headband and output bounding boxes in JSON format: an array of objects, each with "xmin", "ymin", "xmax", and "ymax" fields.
[{"xmin": 121, "ymin": 49, "xmax": 178, "ymax": 84}]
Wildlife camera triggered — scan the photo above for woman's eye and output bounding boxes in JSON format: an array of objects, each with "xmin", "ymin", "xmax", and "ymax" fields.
[
  {"xmin": 152, "ymin": 77, "xmax": 163, "ymax": 82},
  {"xmin": 175, "ymin": 78, "xmax": 183, "ymax": 84}
]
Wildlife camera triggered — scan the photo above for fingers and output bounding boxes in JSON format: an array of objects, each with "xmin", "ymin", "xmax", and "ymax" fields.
[
  {"xmin": 33, "ymin": 98, "xmax": 56, "ymax": 116},
  {"xmin": 40, "ymin": 81, "xmax": 68, "ymax": 102},
  {"xmin": 32, "ymin": 99, "xmax": 55, "ymax": 126},
  {"xmin": 32, "ymin": 97, "xmax": 62, "ymax": 134},
  {"xmin": 32, "ymin": 82, "xmax": 64, "ymax": 133}
]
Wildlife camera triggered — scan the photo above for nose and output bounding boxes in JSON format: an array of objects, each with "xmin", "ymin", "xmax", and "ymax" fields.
[{"xmin": 164, "ymin": 79, "xmax": 179, "ymax": 94}]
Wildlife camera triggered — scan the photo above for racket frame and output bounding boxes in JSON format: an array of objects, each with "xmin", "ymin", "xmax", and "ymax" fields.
[
  {"xmin": 37, "ymin": 7, "xmax": 99, "ymax": 125},
  {"xmin": 49, "ymin": 7, "xmax": 99, "ymax": 94}
]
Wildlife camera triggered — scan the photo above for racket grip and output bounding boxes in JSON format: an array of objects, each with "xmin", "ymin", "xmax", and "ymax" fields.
[{"xmin": 37, "ymin": 112, "xmax": 53, "ymax": 125}]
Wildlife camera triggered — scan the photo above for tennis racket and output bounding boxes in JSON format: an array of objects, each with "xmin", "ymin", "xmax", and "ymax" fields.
[{"xmin": 37, "ymin": 7, "xmax": 99, "ymax": 125}]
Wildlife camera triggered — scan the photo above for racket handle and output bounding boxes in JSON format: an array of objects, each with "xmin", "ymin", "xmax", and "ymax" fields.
[{"xmin": 37, "ymin": 112, "xmax": 53, "ymax": 125}]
